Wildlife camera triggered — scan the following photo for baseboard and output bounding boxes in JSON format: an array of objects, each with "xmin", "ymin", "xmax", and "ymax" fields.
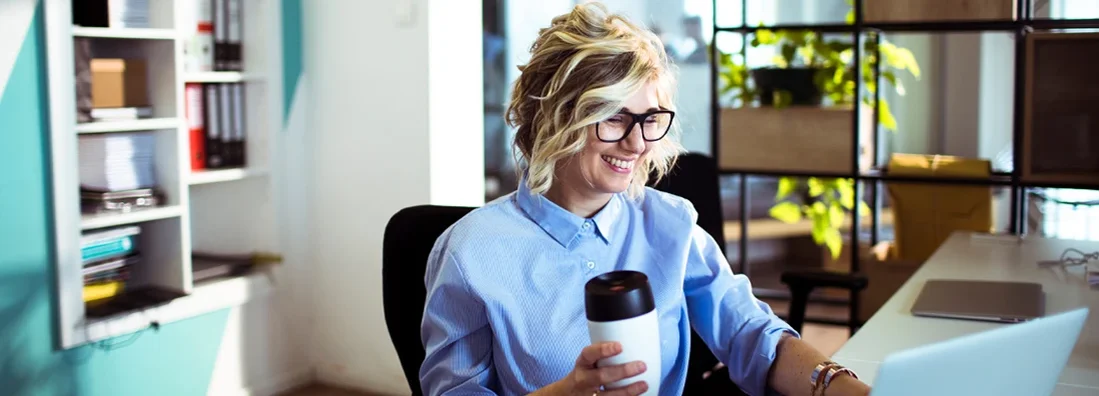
[{"xmin": 212, "ymin": 366, "xmax": 316, "ymax": 396}]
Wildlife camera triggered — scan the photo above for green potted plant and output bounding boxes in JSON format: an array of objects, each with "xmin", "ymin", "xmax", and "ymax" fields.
[{"xmin": 717, "ymin": 23, "xmax": 922, "ymax": 259}]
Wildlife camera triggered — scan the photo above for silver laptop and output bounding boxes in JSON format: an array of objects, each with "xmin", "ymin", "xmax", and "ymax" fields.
[
  {"xmin": 870, "ymin": 307, "xmax": 1089, "ymax": 396},
  {"xmin": 910, "ymin": 279, "xmax": 1044, "ymax": 323}
]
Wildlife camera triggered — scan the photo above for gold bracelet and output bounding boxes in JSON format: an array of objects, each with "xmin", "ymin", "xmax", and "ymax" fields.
[
  {"xmin": 821, "ymin": 365, "xmax": 859, "ymax": 396},
  {"xmin": 810, "ymin": 361, "xmax": 841, "ymax": 396}
]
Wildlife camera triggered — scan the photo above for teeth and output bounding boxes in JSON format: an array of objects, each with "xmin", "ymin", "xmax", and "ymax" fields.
[{"xmin": 602, "ymin": 156, "xmax": 633, "ymax": 170}]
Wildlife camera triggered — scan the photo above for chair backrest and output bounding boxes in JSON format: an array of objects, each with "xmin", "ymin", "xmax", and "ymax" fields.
[
  {"xmin": 383, "ymin": 205, "xmax": 475, "ymax": 396},
  {"xmin": 651, "ymin": 152, "xmax": 726, "ymax": 252}
]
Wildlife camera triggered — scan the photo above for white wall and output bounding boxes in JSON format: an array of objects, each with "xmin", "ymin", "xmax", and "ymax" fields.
[{"xmin": 303, "ymin": 0, "xmax": 484, "ymax": 393}]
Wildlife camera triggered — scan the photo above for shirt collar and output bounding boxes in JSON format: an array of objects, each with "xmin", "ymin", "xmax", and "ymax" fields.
[{"xmin": 515, "ymin": 179, "xmax": 621, "ymax": 247}]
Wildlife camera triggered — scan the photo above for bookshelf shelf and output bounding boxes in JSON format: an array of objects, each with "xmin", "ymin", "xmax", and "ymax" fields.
[
  {"xmin": 184, "ymin": 72, "xmax": 249, "ymax": 83},
  {"xmin": 45, "ymin": 0, "xmax": 286, "ymax": 349},
  {"xmin": 72, "ymin": 26, "xmax": 178, "ymax": 40},
  {"xmin": 79, "ymin": 270, "xmax": 273, "ymax": 346},
  {"xmin": 75, "ymin": 117, "xmax": 182, "ymax": 134},
  {"xmin": 188, "ymin": 167, "xmax": 267, "ymax": 185},
  {"xmin": 81, "ymin": 206, "xmax": 184, "ymax": 230}
]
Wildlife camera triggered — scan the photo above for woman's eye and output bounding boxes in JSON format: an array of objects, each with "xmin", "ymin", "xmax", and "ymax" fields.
[
  {"xmin": 644, "ymin": 117, "xmax": 658, "ymax": 124},
  {"xmin": 607, "ymin": 116, "xmax": 628, "ymax": 125}
]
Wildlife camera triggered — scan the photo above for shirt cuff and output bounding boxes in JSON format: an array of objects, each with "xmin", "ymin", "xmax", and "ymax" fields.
[{"xmin": 736, "ymin": 317, "xmax": 800, "ymax": 396}]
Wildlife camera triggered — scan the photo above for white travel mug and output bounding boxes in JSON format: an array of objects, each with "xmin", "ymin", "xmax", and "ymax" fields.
[{"xmin": 584, "ymin": 270, "xmax": 661, "ymax": 395}]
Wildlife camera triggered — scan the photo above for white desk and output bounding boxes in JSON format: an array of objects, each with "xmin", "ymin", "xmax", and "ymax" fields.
[{"xmin": 832, "ymin": 232, "xmax": 1099, "ymax": 395}]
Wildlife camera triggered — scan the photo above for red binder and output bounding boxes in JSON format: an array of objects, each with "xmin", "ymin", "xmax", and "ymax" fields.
[{"xmin": 185, "ymin": 83, "xmax": 206, "ymax": 170}]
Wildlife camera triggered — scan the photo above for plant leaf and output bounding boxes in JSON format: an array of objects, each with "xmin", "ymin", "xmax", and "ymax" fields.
[
  {"xmin": 776, "ymin": 177, "xmax": 798, "ymax": 200},
  {"xmin": 824, "ymin": 228, "xmax": 843, "ymax": 259},
  {"xmin": 756, "ymin": 29, "xmax": 778, "ymax": 46},
  {"xmin": 781, "ymin": 43, "xmax": 797, "ymax": 66},
  {"xmin": 808, "ymin": 178, "xmax": 825, "ymax": 197},
  {"xmin": 769, "ymin": 202, "xmax": 803, "ymax": 224},
  {"xmin": 879, "ymin": 99, "xmax": 898, "ymax": 131},
  {"xmin": 895, "ymin": 46, "xmax": 921, "ymax": 79},
  {"xmin": 859, "ymin": 200, "xmax": 872, "ymax": 217},
  {"xmin": 829, "ymin": 201, "xmax": 846, "ymax": 226},
  {"xmin": 845, "ymin": 9, "xmax": 855, "ymax": 24},
  {"xmin": 838, "ymin": 180, "xmax": 855, "ymax": 209},
  {"xmin": 772, "ymin": 55, "xmax": 789, "ymax": 68},
  {"xmin": 810, "ymin": 209, "xmax": 827, "ymax": 244},
  {"xmin": 812, "ymin": 201, "xmax": 827, "ymax": 216}
]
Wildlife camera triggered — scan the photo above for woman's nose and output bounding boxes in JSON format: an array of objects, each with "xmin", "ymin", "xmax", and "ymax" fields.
[{"xmin": 621, "ymin": 123, "xmax": 645, "ymax": 153}]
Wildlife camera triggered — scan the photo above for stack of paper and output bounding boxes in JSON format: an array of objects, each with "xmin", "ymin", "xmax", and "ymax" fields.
[
  {"xmin": 79, "ymin": 133, "xmax": 157, "ymax": 192},
  {"xmin": 1088, "ymin": 263, "xmax": 1099, "ymax": 287},
  {"xmin": 108, "ymin": 0, "xmax": 151, "ymax": 28}
]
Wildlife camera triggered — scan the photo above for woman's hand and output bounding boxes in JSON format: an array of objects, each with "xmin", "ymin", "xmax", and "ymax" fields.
[{"xmin": 532, "ymin": 342, "xmax": 650, "ymax": 396}]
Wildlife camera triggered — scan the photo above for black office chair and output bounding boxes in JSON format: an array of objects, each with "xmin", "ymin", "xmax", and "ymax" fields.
[
  {"xmin": 383, "ymin": 205, "xmax": 475, "ymax": 396},
  {"xmin": 383, "ymin": 202, "xmax": 745, "ymax": 396}
]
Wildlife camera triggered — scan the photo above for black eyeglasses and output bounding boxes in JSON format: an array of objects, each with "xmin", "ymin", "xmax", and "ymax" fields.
[{"xmin": 595, "ymin": 109, "xmax": 675, "ymax": 143}]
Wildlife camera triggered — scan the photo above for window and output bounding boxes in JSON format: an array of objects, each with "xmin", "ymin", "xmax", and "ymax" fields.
[{"xmin": 1056, "ymin": 0, "xmax": 1099, "ymax": 19}]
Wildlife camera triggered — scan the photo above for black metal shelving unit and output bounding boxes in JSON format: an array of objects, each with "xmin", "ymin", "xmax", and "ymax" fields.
[{"xmin": 709, "ymin": 0, "xmax": 1099, "ymax": 302}]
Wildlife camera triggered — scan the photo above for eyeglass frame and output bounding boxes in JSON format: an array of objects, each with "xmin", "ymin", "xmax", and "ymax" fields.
[{"xmin": 594, "ymin": 109, "xmax": 676, "ymax": 143}]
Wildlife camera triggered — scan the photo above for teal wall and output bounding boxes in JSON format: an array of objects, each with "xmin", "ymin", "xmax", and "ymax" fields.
[{"xmin": 0, "ymin": 4, "xmax": 232, "ymax": 395}]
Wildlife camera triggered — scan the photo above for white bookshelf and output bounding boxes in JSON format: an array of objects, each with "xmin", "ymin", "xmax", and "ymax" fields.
[{"xmin": 43, "ymin": 0, "xmax": 284, "ymax": 349}]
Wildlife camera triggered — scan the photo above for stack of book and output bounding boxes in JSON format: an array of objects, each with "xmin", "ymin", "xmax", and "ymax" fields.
[
  {"xmin": 78, "ymin": 133, "xmax": 162, "ymax": 213},
  {"xmin": 81, "ymin": 226, "xmax": 141, "ymax": 303}
]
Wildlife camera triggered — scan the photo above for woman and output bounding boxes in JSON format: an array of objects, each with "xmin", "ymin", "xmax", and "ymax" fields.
[{"xmin": 420, "ymin": 3, "xmax": 871, "ymax": 396}]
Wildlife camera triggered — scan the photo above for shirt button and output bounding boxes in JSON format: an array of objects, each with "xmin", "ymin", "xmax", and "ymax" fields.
[
  {"xmin": 583, "ymin": 222, "xmax": 591, "ymax": 229},
  {"xmin": 586, "ymin": 261, "xmax": 596, "ymax": 269}
]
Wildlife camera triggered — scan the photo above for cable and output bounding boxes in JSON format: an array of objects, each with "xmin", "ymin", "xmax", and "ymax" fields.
[
  {"xmin": 1038, "ymin": 248, "xmax": 1098, "ymax": 268},
  {"xmin": 1059, "ymin": 248, "xmax": 1098, "ymax": 268}
]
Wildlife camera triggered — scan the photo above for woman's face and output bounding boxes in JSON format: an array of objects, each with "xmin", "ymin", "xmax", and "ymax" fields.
[{"xmin": 556, "ymin": 81, "xmax": 662, "ymax": 197}]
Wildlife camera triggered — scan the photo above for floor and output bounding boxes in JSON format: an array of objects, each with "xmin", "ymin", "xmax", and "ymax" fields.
[{"xmin": 279, "ymin": 384, "xmax": 378, "ymax": 396}]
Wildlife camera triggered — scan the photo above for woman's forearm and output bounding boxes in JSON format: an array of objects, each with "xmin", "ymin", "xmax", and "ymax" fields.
[{"xmin": 767, "ymin": 333, "xmax": 870, "ymax": 396}]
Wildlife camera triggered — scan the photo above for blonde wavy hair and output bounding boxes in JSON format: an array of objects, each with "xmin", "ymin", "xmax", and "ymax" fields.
[{"xmin": 506, "ymin": 1, "xmax": 684, "ymax": 199}]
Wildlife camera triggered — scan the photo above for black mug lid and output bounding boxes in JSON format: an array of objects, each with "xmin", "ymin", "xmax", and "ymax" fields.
[{"xmin": 585, "ymin": 270, "xmax": 656, "ymax": 322}]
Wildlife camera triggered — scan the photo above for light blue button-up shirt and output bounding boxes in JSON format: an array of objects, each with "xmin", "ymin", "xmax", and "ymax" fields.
[{"xmin": 420, "ymin": 181, "xmax": 798, "ymax": 396}]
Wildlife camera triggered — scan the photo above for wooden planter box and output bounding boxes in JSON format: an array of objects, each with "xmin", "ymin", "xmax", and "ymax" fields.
[
  {"xmin": 1023, "ymin": 32, "xmax": 1099, "ymax": 186},
  {"xmin": 863, "ymin": 0, "xmax": 1015, "ymax": 23},
  {"xmin": 718, "ymin": 105, "xmax": 874, "ymax": 174}
]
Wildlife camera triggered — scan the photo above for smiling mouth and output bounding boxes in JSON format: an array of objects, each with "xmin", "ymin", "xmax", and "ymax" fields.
[{"xmin": 602, "ymin": 155, "xmax": 634, "ymax": 172}]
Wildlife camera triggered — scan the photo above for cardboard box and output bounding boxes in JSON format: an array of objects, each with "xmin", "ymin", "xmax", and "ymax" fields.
[
  {"xmin": 719, "ymin": 105, "xmax": 873, "ymax": 174},
  {"xmin": 886, "ymin": 154, "xmax": 993, "ymax": 262},
  {"xmin": 91, "ymin": 58, "xmax": 149, "ymax": 108},
  {"xmin": 864, "ymin": 0, "xmax": 1016, "ymax": 22}
]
